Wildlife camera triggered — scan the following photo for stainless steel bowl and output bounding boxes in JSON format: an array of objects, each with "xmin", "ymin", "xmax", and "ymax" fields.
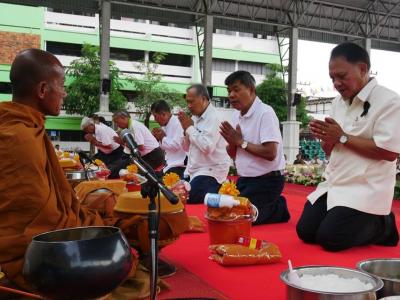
[
  {"xmin": 65, "ymin": 170, "xmax": 97, "ymax": 181},
  {"xmin": 357, "ymin": 259, "xmax": 400, "ymax": 298},
  {"xmin": 281, "ymin": 265, "xmax": 383, "ymax": 300},
  {"xmin": 65, "ymin": 170, "xmax": 97, "ymax": 188}
]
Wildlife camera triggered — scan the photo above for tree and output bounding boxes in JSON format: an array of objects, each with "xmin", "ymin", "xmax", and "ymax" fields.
[
  {"xmin": 256, "ymin": 64, "xmax": 310, "ymax": 127},
  {"xmin": 129, "ymin": 52, "xmax": 185, "ymax": 128},
  {"xmin": 63, "ymin": 44, "xmax": 127, "ymax": 116}
]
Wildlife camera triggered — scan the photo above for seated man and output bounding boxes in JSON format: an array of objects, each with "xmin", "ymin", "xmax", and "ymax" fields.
[
  {"xmin": 81, "ymin": 116, "xmax": 124, "ymax": 178},
  {"xmin": 220, "ymin": 70, "xmax": 290, "ymax": 225},
  {"xmin": 293, "ymin": 153, "xmax": 307, "ymax": 165},
  {"xmin": 0, "ymin": 49, "xmax": 132, "ymax": 289},
  {"xmin": 296, "ymin": 42, "xmax": 400, "ymax": 251},
  {"xmin": 112, "ymin": 110, "xmax": 165, "ymax": 171},
  {"xmin": 151, "ymin": 100, "xmax": 187, "ymax": 178},
  {"xmin": 178, "ymin": 84, "xmax": 230, "ymax": 204}
]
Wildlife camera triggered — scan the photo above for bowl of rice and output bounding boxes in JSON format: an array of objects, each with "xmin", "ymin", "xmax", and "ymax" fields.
[
  {"xmin": 281, "ymin": 265, "xmax": 383, "ymax": 299},
  {"xmin": 357, "ymin": 258, "xmax": 400, "ymax": 299}
]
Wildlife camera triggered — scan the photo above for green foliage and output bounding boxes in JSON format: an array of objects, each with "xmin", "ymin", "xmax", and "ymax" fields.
[
  {"xmin": 63, "ymin": 44, "xmax": 127, "ymax": 116},
  {"xmin": 129, "ymin": 52, "xmax": 185, "ymax": 127},
  {"xmin": 395, "ymin": 180, "xmax": 400, "ymax": 200},
  {"xmin": 256, "ymin": 64, "xmax": 310, "ymax": 127}
]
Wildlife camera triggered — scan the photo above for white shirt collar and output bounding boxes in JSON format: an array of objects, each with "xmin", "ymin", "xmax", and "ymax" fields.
[
  {"xmin": 239, "ymin": 96, "xmax": 260, "ymax": 119},
  {"xmin": 353, "ymin": 77, "xmax": 377, "ymax": 103},
  {"xmin": 193, "ymin": 102, "xmax": 213, "ymax": 122}
]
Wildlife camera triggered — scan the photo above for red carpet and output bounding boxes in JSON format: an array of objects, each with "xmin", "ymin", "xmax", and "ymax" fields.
[{"xmin": 161, "ymin": 183, "xmax": 400, "ymax": 300}]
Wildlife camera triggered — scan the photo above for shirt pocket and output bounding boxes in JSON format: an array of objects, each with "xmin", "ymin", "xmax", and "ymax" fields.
[{"xmin": 349, "ymin": 117, "xmax": 370, "ymax": 136}]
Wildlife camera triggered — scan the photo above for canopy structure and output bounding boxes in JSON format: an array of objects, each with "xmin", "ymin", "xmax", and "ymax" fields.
[
  {"xmin": 4, "ymin": 0, "xmax": 399, "ymax": 160},
  {"xmin": 4, "ymin": 0, "xmax": 400, "ymax": 50}
]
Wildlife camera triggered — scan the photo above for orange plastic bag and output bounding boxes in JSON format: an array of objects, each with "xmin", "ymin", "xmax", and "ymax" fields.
[{"xmin": 209, "ymin": 243, "xmax": 282, "ymax": 266}]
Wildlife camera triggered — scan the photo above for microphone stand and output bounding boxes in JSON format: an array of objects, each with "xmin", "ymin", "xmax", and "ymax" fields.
[{"xmin": 125, "ymin": 154, "xmax": 164, "ymax": 300}]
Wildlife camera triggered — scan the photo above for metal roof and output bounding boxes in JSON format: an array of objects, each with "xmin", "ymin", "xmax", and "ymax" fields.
[{"xmin": 3, "ymin": 0, "xmax": 400, "ymax": 51}]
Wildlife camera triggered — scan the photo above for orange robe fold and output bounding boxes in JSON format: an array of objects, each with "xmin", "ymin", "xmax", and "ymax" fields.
[{"xmin": 0, "ymin": 102, "xmax": 106, "ymax": 288}]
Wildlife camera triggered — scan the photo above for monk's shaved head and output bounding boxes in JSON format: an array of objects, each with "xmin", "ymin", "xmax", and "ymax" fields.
[
  {"xmin": 9, "ymin": 48, "xmax": 67, "ymax": 116},
  {"xmin": 10, "ymin": 48, "xmax": 63, "ymax": 98}
]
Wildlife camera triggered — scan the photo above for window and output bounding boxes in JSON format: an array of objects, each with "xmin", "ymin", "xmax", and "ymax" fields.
[
  {"xmin": 238, "ymin": 32, "xmax": 253, "ymax": 38},
  {"xmin": 0, "ymin": 82, "xmax": 12, "ymax": 94},
  {"xmin": 48, "ymin": 8, "xmax": 95, "ymax": 17},
  {"xmin": 212, "ymin": 59, "xmax": 235, "ymax": 72},
  {"xmin": 119, "ymin": 90, "xmax": 138, "ymax": 102},
  {"xmin": 110, "ymin": 48, "xmax": 144, "ymax": 61},
  {"xmin": 212, "ymin": 97, "xmax": 230, "ymax": 108},
  {"xmin": 46, "ymin": 130, "xmax": 86, "ymax": 142},
  {"xmin": 46, "ymin": 41, "xmax": 82, "ymax": 57},
  {"xmin": 215, "ymin": 29, "xmax": 236, "ymax": 36},
  {"xmin": 238, "ymin": 61, "xmax": 269, "ymax": 75},
  {"xmin": 149, "ymin": 52, "xmax": 192, "ymax": 67}
]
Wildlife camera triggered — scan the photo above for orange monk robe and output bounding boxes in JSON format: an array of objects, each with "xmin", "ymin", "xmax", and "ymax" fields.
[{"xmin": 0, "ymin": 102, "xmax": 111, "ymax": 288}]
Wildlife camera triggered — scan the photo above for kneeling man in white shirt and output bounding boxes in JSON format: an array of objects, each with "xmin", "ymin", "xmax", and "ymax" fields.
[
  {"xmin": 178, "ymin": 84, "xmax": 230, "ymax": 204},
  {"xmin": 297, "ymin": 42, "xmax": 400, "ymax": 251},
  {"xmin": 220, "ymin": 71, "xmax": 290, "ymax": 225},
  {"xmin": 151, "ymin": 100, "xmax": 187, "ymax": 178}
]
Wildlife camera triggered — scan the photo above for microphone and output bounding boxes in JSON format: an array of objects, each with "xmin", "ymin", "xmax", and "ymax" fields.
[
  {"xmin": 158, "ymin": 184, "xmax": 179, "ymax": 205},
  {"xmin": 120, "ymin": 129, "xmax": 140, "ymax": 157}
]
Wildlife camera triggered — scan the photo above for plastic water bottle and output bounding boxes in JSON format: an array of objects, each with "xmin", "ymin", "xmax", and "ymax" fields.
[{"xmin": 204, "ymin": 193, "xmax": 241, "ymax": 208}]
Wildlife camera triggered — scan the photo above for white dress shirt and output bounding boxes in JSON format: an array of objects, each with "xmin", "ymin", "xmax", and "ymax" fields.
[
  {"xmin": 182, "ymin": 104, "xmax": 230, "ymax": 183},
  {"xmin": 94, "ymin": 123, "xmax": 120, "ymax": 154},
  {"xmin": 308, "ymin": 78, "xmax": 400, "ymax": 215},
  {"xmin": 231, "ymin": 97, "xmax": 285, "ymax": 177},
  {"xmin": 124, "ymin": 120, "xmax": 159, "ymax": 156},
  {"xmin": 160, "ymin": 115, "xmax": 186, "ymax": 171}
]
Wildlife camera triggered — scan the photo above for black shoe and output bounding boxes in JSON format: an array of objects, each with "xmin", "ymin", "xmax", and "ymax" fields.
[{"xmin": 375, "ymin": 212, "xmax": 399, "ymax": 246}]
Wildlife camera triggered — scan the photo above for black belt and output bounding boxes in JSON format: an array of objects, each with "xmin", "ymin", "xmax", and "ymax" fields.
[{"xmin": 260, "ymin": 170, "xmax": 284, "ymax": 178}]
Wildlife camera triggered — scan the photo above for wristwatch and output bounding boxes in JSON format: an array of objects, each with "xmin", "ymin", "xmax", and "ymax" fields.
[
  {"xmin": 339, "ymin": 134, "xmax": 348, "ymax": 144},
  {"xmin": 240, "ymin": 140, "xmax": 248, "ymax": 149}
]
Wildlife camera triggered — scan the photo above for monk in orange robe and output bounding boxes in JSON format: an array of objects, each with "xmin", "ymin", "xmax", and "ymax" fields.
[{"xmin": 0, "ymin": 49, "xmax": 124, "ymax": 290}]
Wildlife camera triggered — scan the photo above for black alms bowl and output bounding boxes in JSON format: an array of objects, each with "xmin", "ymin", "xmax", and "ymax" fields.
[{"xmin": 23, "ymin": 226, "xmax": 133, "ymax": 300}]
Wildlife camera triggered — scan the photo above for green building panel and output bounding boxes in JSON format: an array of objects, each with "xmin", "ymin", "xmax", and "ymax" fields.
[
  {"xmin": 212, "ymin": 48, "xmax": 280, "ymax": 64},
  {"xmin": 0, "ymin": 3, "xmax": 43, "ymax": 29},
  {"xmin": 43, "ymin": 30, "xmax": 99, "ymax": 46},
  {"xmin": 0, "ymin": 95, "xmax": 11, "ymax": 102},
  {"xmin": 0, "ymin": 67, "xmax": 11, "ymax": 83},
  {"xmin": 111, "ymin": 37, "xmax": 197, "ymax": 56},
  {"xmin": 45, "ymin": 116, "xmax": 83, "ymax": 130}
]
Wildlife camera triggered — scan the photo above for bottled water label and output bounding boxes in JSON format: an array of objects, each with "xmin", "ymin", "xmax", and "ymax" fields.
[{"xmin": 204, "ymin": 193, "xmax": 238, "ymax": 208}]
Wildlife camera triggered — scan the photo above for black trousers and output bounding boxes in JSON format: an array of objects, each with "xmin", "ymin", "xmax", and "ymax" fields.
[
  {"xmin": 141, "ymin": 147, "xmax": 165, "ymax": 170},
  {"xmin": 93, "ymin": 146, "xmax": 124, "ymax": 179},
  {"xmin": 296, "ymin": 193, "xmax": 399, "ymax": 251},
  {"xmin": 187, "ymin": 175, "xmax": 221, "ymax": 204},
  {"xmin": 237, "ymin": 174, "xmax": 290, "ymax": 225},
  {"xmin": 93, "ymin": 146, "xmax": 124, "ymax": 166}
]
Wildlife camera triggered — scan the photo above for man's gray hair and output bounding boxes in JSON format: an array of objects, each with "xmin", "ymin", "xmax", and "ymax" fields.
[
  {"xmin": 112, "ymin": 110, "xmax": 131, "ymax": 119},
  {"xmin": 187, "ymin": 84, "xmax": 210, "ymax": 100},
  {"xmin": 80, "ymin": 116, "xmax": 94, "ymax": 130}
]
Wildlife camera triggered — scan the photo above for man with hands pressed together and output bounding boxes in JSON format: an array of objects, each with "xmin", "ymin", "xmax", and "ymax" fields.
[
  {"xmin": 296, "ymin": 42, "xmax": 400, "ymax": 251},
  {"xmin": 178, "ymin": 84, "xmax": 230, "ymax": 204},
  {"xmin": 220, "ymin": 70, "xmax": 290, "ymax": 225},
  {"xmin": 151, "ymin": 100, "xmax": 186, "ymax": 178}
]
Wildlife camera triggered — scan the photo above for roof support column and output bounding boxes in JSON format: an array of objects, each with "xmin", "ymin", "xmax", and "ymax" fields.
[
  {"xmin": 99, "ymin": 0, "xmax": 111, "ymax": 114},
  {"xmin": 287, "ymin": 27, "xmax": 298, "ymax": 121},
  {"xmin": 282, "ymin": 27, "xmax": 301, "ymax": 164},
  {"xmin": 363, "ymin": 38, "xmax": 371, "ymax": 55},
  {"xmin": 202, "ymin": 14, "xmax": 213, "ymax": 87}
]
